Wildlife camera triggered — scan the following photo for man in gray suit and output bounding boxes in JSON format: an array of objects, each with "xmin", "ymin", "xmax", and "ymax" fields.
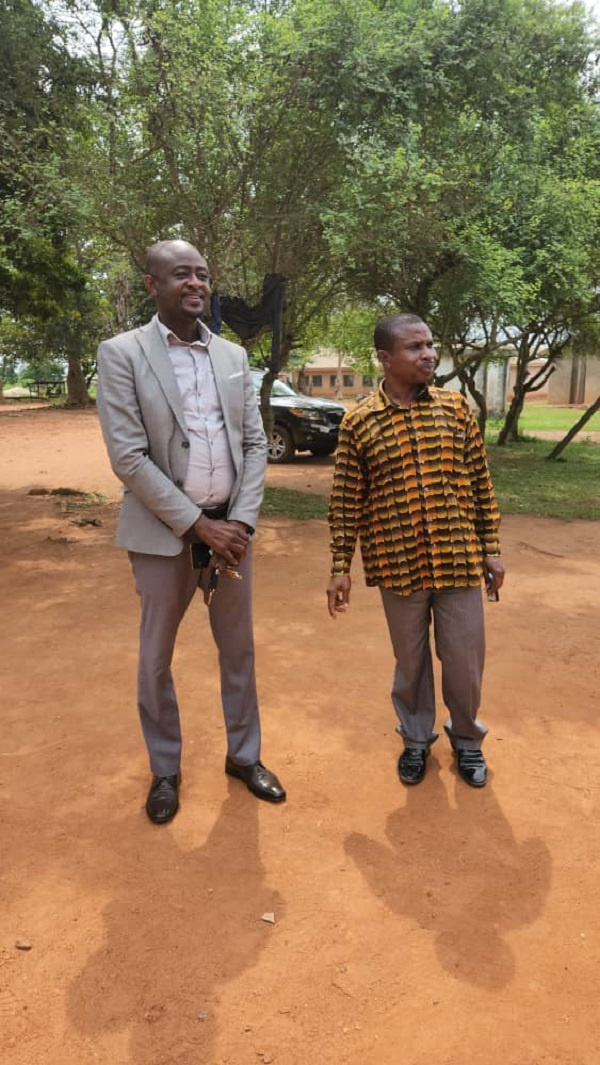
[{"xmin": 97, "ymin": 239, "xmax": 286, "ymax": 823}]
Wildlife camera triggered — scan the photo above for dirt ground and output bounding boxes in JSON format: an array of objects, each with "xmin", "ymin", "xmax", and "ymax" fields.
[{"xmin": 1, "ymin": 405, "xmax": 599, "ymax": 1065}]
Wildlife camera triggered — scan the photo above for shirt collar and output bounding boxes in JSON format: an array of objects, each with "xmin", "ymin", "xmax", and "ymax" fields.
[
  {"xmin": 378, "ymin": 380, "xmax": 431, "ymax": 409},
  {"xmin": 154, "ymin": 313, "xmax": 213, "ymax": 349}
]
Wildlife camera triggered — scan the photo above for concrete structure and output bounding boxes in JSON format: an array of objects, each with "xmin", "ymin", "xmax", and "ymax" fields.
[
  {"xmin": 441, "ymin": 352, "xmax": 600, "ymax": 412},
  {"xmin": 547, "ymin": 355, "xmax": 600, "ymax": 406},
  {"xmin": 296, "ymin": 353, "xmax": 377, "ymax": 399},
  {"xmin": 435, "ymin": 354, "xmax": 510, "ymax": 414}
]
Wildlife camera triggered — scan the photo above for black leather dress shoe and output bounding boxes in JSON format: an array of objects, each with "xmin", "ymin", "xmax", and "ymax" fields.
[
  {"xmin": 225, "ymin": 757, "xmax": 286, "ymax": 803},
  {"xmin": 456, "ymin": 749, "xmax": 487, "ymax": 788},
  {"xmin": 398, "ymin": 748, "xmax": 428, "ymax": 785},
  {"xmin": 146, "ymin": 774, "xmax": 180, "ymax": 823}
]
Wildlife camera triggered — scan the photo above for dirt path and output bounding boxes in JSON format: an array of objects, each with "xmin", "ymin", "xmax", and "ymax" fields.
[{"xmin": 1, "ymin": 407, "xmax": 599, "ymax": 1065}]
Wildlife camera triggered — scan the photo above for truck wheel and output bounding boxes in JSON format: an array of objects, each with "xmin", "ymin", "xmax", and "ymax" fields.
[
  {"xmin": 309, "ymin": 443, "xmax": 337, "ymax": 457},
  {"xmin": 267, "ymin": 425, "xmax": 295, "ymax": 463}
]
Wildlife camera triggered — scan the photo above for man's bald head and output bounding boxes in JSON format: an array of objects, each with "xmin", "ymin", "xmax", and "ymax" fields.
[{"xmin": 145, "ymin": 239, "xmax": 203, "ymax": 277}]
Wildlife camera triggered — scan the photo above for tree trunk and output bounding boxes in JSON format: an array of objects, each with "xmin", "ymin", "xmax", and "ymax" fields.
[
  {"xmin": 66, "ymin": 354, "xmax": 91, "ymax": 407},
  {"xmin": 497, "ymin": 392, "xmax": 524, "ymax": 445},
  {"xmin": 546, "ymin": 395, "xmax": 600, "ymax": 460},
  {"xmin": 498, "ymin": 332, "xmax": 563, "ymax": 446},
  {"xmin": 260, "ymin": 370, "xmax": 275, "ymax": 441},
  {"xmin": 268, "ymin": 281, "xmax": 287, "ymax": 374},
  {"xmin": 475, "ymin": 390, "xmax": 488, "ymax": 438},
  {"xmin": 114, "ymin": 272, "xmax": 131, "ymax": 332},
  {"xmin": 497, "ymin": 336, "xmax": 530, "ymax": 445},
  {"xmin": 457, "ymin": 358, "xmax": 487, "ymax": 437}
]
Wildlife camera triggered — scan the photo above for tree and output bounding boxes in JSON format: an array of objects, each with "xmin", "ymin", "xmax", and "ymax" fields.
[
  {"xmin": 0, "ymin": 0, "xmax": 98, "ymax": 404},
  {"xmin": 4, "ymin": 0, "xmax": 600, "ymax": 432},
  {"xmin": 319, "ymin": 0, "xmax": 600, "ymax": 436},
  {"xmin": 546, "ymin": 395, "xmax": 600, "ymax": 460},
  {"xmin": 295, "ymin": 301, "xmax": 378, "ymax": 395},
  {"xmin": 71, "ymin": 1, "xmax": 421, "ymax": 357}
]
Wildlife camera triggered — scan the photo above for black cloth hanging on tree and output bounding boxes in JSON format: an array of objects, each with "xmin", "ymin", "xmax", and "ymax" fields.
[{"xmin": 211, "ymin": 274, "xmax": 287, "ymax": 372}]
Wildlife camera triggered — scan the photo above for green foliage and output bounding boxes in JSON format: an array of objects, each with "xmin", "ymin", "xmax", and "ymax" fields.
[
  {"xmin": 3, "ymin": 0, "xmax": 600, "ymax": 423},
  {"xmin": 319, "ymin": 0, "xmax": 600, "ymax": 436},
  {"xmin": 0, "ymin": 0, "xmax": 93, "ymax": 316},
  {"xmin": 298, "ymin": 303, "xmax": 379, "ymax": 374},
  {"xmin": 21, "ymin": 357, "xmax": 66, "ymax": 385}
]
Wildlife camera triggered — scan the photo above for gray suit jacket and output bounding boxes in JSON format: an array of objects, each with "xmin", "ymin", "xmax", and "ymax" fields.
[{"xmin": 96, "ymin": 318, "xmax": 267, "ymax": 556}]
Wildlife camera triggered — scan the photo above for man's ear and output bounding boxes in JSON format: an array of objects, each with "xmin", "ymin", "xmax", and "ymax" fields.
[
  {"xmin": 376, "ymin": 348, "xmax": 389, "ymax": 368},
  {"xmin": 143, "ymin": 273, "xmax": 156, "ymax": 298}
]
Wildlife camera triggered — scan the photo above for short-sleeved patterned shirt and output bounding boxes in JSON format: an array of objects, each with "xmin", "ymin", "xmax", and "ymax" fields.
[{"xmin": 329, "ymin": 383, "xmax": 501, "ymax": 595}]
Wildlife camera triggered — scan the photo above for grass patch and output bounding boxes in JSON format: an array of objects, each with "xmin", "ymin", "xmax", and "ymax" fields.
[
  {"xmin": 263, "ymin": 442, "xmax": 600, "ymax": 523},
  {"xmin": 488, "ymin": 439, "xmax": 600, "ymax": 520},
  {"xmin": 28, "ymin": 487, "xmax": 108, "ymax": 508},
  {"xmin": 262, "ymin": 485, "xmax": 329, "ymax": 520},
  {"xmin": 62, "ymin": 491, "xmax": 109, "ymax": 511},
  {"xmin": 489, "ymin": 404, "xmax": 600, "ymax": 434}
]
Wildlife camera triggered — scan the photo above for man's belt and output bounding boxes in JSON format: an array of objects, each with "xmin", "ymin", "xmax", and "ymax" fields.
[{"xmin": 201, "ymin": 502, "xmax": 229, "ymax": 521}]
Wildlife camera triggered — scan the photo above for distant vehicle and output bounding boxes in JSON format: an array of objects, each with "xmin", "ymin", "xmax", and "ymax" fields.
[{"xmin": 251, "ymin": 369, "xmax": 346, "ymax": 463}]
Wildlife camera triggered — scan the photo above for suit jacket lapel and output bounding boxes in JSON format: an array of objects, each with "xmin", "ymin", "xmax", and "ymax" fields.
[
  {"xmin": 208, "ymin": 336, "xmax": 242, "ymax": 473},
  {"xmin": 137, "ymin": 320, "xmax": 189, "ymax": 438},
  {"xmin": 208, "ymin": 335, "xmax": 228, "ymax": 396}
]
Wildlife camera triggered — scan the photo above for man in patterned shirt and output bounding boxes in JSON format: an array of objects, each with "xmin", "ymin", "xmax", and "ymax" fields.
[{"xmin": 326, "ymin": 313, "xmax": 505, "ymax": 788}]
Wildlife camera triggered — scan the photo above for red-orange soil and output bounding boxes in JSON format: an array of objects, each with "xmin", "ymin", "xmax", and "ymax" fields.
[{"xmin": 1, "ymin": 406, "xmax": 599, "ymax": 1065}]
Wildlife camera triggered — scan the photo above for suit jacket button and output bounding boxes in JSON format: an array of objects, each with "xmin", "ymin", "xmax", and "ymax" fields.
[{"xmin": 181, "ymin": 441, "xmax": 190, "ymax": 449}]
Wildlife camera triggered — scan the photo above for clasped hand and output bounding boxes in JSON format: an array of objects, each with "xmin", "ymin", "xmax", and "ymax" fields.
[{"xmin": 193, "ymin": 516, "xmax": 249, "ymax": 567}]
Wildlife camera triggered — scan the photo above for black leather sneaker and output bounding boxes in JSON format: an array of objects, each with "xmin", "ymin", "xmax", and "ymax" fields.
[
  {"xmin": 456, "ymin": 749, "xmax": 487, "ymax": 788},
  {"xmin": 145, "ymin": 773, "xmax": 180, "ymax": 823},
  {"xmin": 398, "ymin": 748, "xmax": 428, "ymax": 785}
]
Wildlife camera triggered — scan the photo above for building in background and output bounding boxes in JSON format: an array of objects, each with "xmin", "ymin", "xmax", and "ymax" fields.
[
  {"xmin": 547, "ymin": 355, "xmax": 600, "ymax": 406},
  {"xmin": 295, "ymin": 353, "xmax": 376, "ymax": 399},
  {"xmin": 292, "ymin": 349, "xmax": 598, "ymax": 412}
]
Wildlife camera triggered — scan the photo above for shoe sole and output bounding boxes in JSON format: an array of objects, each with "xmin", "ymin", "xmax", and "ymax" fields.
[
  {"xmin": 457, "ymin": 772, "xmax": 487, "ymax": 788},
  {"xmin": 399, "ymin": 773, "xmax": 426, "ymax": 785}
]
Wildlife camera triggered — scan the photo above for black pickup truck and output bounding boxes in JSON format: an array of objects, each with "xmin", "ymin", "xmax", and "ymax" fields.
[{"xmin": 251, "ymin": 370, "xmax": 347, "ymax": 463}]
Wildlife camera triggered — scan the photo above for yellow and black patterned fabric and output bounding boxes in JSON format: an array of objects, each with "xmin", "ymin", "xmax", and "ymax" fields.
[{"xmin": 329, "ymin": 383, "xmax": 501, "ymax": 595}]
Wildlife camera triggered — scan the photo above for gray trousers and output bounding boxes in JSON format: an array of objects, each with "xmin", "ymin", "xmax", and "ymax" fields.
[
  {"xmin": 379, "ymin": 585, "xmax": 487, "ymax": 752},
  {"xmin": 130, "ymin": 543, "xmax": 261, "ymax": 777}
]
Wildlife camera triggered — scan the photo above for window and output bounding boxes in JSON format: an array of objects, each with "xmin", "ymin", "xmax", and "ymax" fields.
[
  {"xmin": 362, "ymin": 376, "xmax": 373, "ymax": 387},
  {"xmin": 343, "ymin": 374, "xmax": 354, "ymax": 388},
  {"xmin": 329, "ymin": 374, "xmax": 337, "ymax": 387},
  {"xmin": 312, "ymin": 374, "xmax": 323, "ymax": 387}
]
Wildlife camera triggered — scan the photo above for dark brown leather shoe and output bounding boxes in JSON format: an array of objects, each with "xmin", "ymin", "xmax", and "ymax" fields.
[
  {"xmin": 456, "ymin": 749, "xmax": 487, "ymax": 788},
  {"xmin": 398, "ymin": 748, "xmax": 428, "ymax": 785},
  {"xmin": 146, "ymin": 773, "xmax": 180, "ymax": 823},
  {"xmin": 225, "ymin": 757, "xmax": 286, "ymax": 803}
]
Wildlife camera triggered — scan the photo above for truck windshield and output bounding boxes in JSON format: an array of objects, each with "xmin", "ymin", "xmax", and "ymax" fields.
[{"xmin": 271, "ymin": 380, "xmax": 298, "ymax": 397}]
